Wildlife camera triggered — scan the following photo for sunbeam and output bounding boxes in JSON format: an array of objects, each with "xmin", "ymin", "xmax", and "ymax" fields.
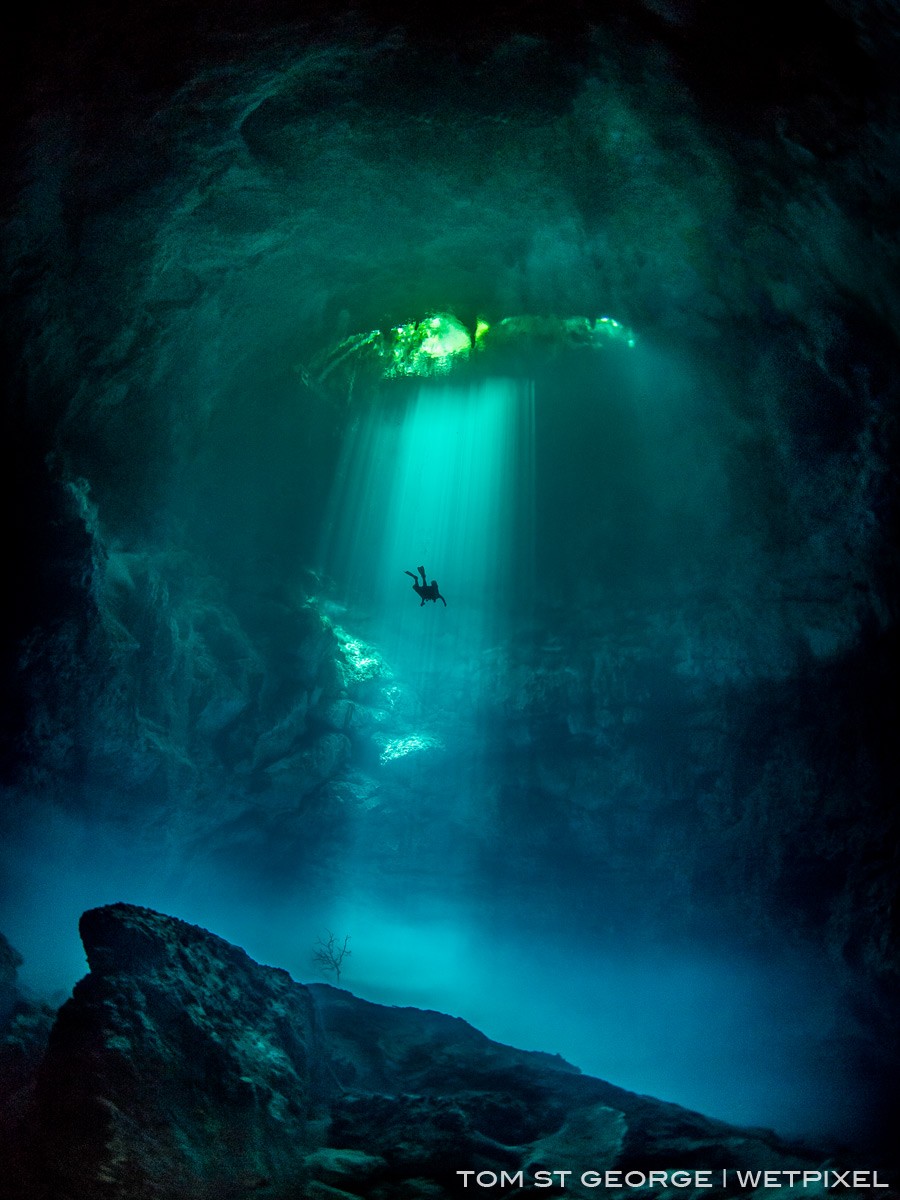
[{"xmin": 322, "ymin": 378, "xmax": 535, "ymax": 685}]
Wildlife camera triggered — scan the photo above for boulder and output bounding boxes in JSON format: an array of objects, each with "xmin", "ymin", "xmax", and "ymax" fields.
[{"xmin": 28, "ymin": 905, "xmax": 323, "ymax": 1199}]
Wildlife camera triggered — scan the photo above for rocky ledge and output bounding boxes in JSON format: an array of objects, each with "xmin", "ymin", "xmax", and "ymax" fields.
[{"xmin": 1, "ymin": 905, "xmax": 890, "ymax": 1199}]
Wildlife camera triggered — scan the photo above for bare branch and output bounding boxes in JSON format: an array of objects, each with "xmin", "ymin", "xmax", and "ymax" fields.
[{"xmin": 312, "ymin": 930, "xmax": 351, "ymax": 983}]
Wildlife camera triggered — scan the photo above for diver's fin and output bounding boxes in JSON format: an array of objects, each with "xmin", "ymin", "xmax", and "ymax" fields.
[{"xmin": 404, "ymin": 571, "xmax": 417, "ymax": 579}]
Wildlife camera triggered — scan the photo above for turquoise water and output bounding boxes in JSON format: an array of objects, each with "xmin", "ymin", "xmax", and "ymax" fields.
[{"xmin": 322, "ymin": 378, "xmax": 535, "ymax": 679}]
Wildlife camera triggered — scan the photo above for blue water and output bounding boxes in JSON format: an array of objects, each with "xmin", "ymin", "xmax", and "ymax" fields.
[{"xmin": 1, "ymin": 362, "xmax": 882, "ymax": 1153}]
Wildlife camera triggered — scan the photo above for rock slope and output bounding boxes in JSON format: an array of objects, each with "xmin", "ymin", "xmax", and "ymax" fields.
[{"xmin": 3, "ymin": 904, "xmax": 882, "ymax": 1200}]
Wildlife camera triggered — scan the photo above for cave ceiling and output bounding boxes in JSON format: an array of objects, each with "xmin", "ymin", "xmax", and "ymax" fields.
[{"xmin": 7, "ymin": 0, "xmax": 897, "ymax": 477}]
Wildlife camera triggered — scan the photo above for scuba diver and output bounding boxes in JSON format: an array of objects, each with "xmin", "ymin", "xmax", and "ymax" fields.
[{"xmin": 405, "ymin": 566, "xmax": 446, "ymax": 607}]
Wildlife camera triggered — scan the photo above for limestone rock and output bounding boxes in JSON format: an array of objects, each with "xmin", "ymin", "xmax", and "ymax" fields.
[
  {"xmin": 29, "ymin": 904, "xmax": 323, "ymax": 1199},
  {"xmin": 7, "ymin": 904, "xmax": 853, "ymax": 1200},
  {"xmin": 264, "ymin": 731, "xmax": 352, "ymax": 799},
  {"xmin": 522, "ymin": 1104, "xmax": 626, "ymax": 1193},
  {"xmin": 0, "ymin": 937, "xmax": 63, "ymax": 1200},
  {"xmin": 251, "ymin": 694, "xmax": 313, "ymax": 769},
  {"xmin": 0, "ymin": 934, "xmax": 22, "ymax": 1024}
]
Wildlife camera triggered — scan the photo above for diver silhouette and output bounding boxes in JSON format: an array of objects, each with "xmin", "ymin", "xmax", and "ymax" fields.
[{"xmin": 404, "ymin": 565, "xmax": 446, "ymax": 607}]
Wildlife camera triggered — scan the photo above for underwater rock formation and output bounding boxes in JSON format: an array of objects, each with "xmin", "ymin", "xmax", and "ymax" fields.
[
  {"xmin": 2, "ymin": 0, "xmax": 897, "ymax": 1165},
  {"xmin": 3, "ymin": 903, "xmax": 876, "ymax": 1200},
  {"xmin": 0, "ymin": 934, "xmax": 55, "ymax": 1194},
  {"xmin": 0, "ymin": 934, "xmax": 22, "ymax": 1025}
]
